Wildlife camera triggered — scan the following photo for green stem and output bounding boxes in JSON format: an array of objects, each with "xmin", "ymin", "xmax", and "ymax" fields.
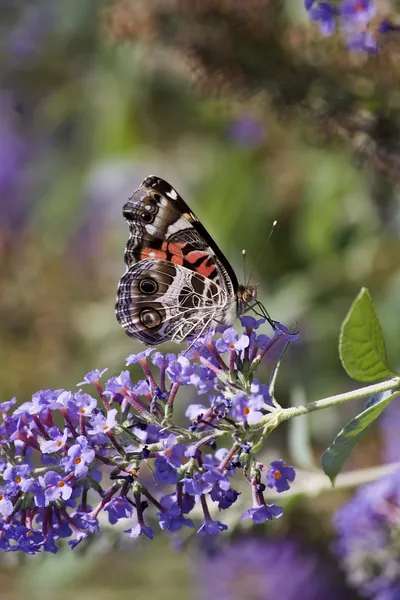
[{"xmin": 277, "ymin": 376, "xmax": 400, "ymax": 424}]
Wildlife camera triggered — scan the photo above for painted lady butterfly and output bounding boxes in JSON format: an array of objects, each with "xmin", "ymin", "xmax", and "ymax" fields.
[{"xmin": 115, "ymin": 176, "xmax": 265, "ymax": 345}]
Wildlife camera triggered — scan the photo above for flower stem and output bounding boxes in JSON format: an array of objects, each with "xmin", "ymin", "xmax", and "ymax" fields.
[{"xmin": 277, "ymin": 377, "xmax": 400, "ymax": 423}]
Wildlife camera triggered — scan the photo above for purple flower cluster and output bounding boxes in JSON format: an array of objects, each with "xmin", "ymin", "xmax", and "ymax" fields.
[
  {"xmin": 0, "ymin": 319, "xmax": 297, "ymax": 553},
  {"xmin": 334, "ymin": 467, "xmax": 400, "ymax": 599},
  {"xmin": 305, "ymin": 0, "xmax": 399, "ymax": 53}
]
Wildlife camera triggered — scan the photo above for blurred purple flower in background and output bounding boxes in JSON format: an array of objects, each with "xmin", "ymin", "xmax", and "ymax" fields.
[
  {"xmin": 340, "ymin": 0, "xmax": 378, "ymax": 52},
  {"xmin": 307, "ymin": 2, "xmax": 338, "ymax": 36},
  {"xmin": 3, "ymin": 2, "xmax": 55, "ymax": 63},
  {"xmin": 0, "ymin": 91, "xmax": 29, "ymax": 239},
  {"xmin": 229, "ymin": 115, "xmax": 266, "ymax": 149},
  {"xmin": 340, "ymin": 0, "xmax": 376, "ymax": 26},
  {"xmin": 380, "ymin": 397, "xmax": 400, "ymax": 463},
  {"xmin": 305, "ymin": 0, "xmax": 398, "ymax": 53},
  {"xmin": 334, "ymin": 467, "xmax": 400, "ymax": 599},
  {"xmin": 197, "ymin": 537, "xmax": 353, "ymax": 600}
]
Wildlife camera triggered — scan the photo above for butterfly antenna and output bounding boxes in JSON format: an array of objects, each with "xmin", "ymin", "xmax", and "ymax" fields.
[
  {"xmin": 246, "ymin": 220, "xmax": 277, "ymax": 286},
  {"xmin": 242, "ymin": 249, "xmax": 247, "ymax": 287}
]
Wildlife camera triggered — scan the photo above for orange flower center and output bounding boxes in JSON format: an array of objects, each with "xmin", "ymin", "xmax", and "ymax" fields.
[
  {"xmin": 15, "ymin": 476, "xmax": 21, "ymax": 484},
  {"xmin": 243, "ymin": 407, "xmax": 250, "ymax": 415},
  {"xmin": 57, "ymin": 481, "xmax": 65, "ymax": 488},
  {"xmin": 75, "ymin": 457, "xmax": 82, "ymax": 464},
  {"xmin": 274, "ymin": 471, "xmax": 282, "ymax": 480}
]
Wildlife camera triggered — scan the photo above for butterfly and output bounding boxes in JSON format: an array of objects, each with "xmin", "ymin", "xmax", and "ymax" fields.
[{"xmin": 116, "ymin": 176, "xmax": 271, "ymax": 345}]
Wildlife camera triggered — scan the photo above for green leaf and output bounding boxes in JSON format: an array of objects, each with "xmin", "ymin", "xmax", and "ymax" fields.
[
  {"xmin": 321, "ymin": 391, "xmax": 399, "ymax": 485},
  {"xmin": 339, "ymin": 288, "xmax": 396, "ymax": 382}
]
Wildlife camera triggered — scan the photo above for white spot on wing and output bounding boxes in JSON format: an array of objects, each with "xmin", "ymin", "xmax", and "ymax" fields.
[
  {"xmin": 146, "ymin": 224, "xmax": 156, "ymax": 235},
  {"xmin": 166, "ymin": 188, "xmax": 178, "ymax": 200}
]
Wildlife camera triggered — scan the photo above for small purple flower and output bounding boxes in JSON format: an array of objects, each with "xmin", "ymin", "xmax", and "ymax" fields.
[
  {"xmin": 131, "ymin": 379, "xmax": 150, "ymax": 396},
  {"xmin": 40, "ymin": 427, "xmax": 68, "ymax": 454},
  {"xmin": 126, "ymin": 349, "xmax": 153, "ymax": 365},
  {"xmin": 241, "ymin": 504, "xmax": 283, "ymax": 524},
  {"xmin": 0, "ymin": 491, "xmax": 13, "ymax": 517},
  {"xmin": 240, "ymin": 316, "xmax": 266, "ymax": 330},
  {"xmin": 190, "ymin": 367, "xmax": 217, "ymax": 394},
  {"xmin": 154, "ymin": 456, "xmax": 179, "ymax": 484},
  {"xmin": 39, "ymin": 471, "xmax": 73, "ymax": 505},
  {"xmin": 16, "ymin": 526, "xmax": 47, "ymax": 553},
  {"xmin": 0, "ymin": 398, "xmax": 17, "ymax": 413},
  {"xmin": 211, "ymin": 486, "xmax": 240, "ymax": 509},
  {"xmin": 104, "ymin": 496, "xmax": 133, "ymax": 524},
  {"xmin": 3, "ymin": 464, "xmax": 32, "ymax": 494},
  {"xmin": 231, "ymin": 392, "xmax": 264, "ymax": 425},
  {"xmin": 215, "ymin": 328, "xmax": 249, "ymax": 354},
  {"xmin": 157, "ymin": 495, "xmax": 194, "ymax": 532},
  {"xmin": 160, "ymin": 434, "xmax": 185, "ymax": 468},
  {"xmin": 70, "ymin": 392, "xmax": 97, "ymax": 417},
  {"xmin": 151, "ymin": 352, "xmax": 176, "ymax": 369},
  {"xmin": 251, "ymin": 379, "xmax": 272, "ymax": 406},
  {"xmin": 105, "ymin": 371, "xmax": 133, "ymax": 395},
  {"xmin": 197, "ymin": 518, "xmax": 228, "ymax": 536},
  {"xmin": 88, "ymin": 408, "xmax": 117, "ymax": 435},
  {"xmin": 77, "ymin": 368, "xmax": 108, "ymax": 386},
  {"xmin": 61, "ymin": 436, "xmax": 95, "ymax": 477},
  {"xmin": 125, "ymin": 523, "xmax": 154, "ymax": 539},
  {"xmin": 67, "ymin": 514, "xmax": 100, "ymax": 549},
  {"xmin": 266, "ymin": 460, "xmax": 296, "ymax": 493},
  {"xmin": 183, "ymin": 470, "xmax": 220, "ymax": 497},
  {"xmin": 307, "ymin": 1, "xmax": 337, "ymax": 36},
  {"xmin": 166, "ymin": 356, "xmax": 196, "ymax": 384}
]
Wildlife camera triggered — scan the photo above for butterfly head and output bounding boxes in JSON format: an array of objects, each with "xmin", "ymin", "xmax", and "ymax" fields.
[{"xmin": 236, "ymin": 284, "xmax": 257, "ymax": 316}]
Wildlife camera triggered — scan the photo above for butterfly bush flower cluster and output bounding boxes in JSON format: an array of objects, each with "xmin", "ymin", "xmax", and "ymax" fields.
[
  {"xmin": 305, "ymin": 0, "xmax": 400, "ymax": 52},
  {"xmin": 0, "ymin": 318, "xmax": 297, "ymax": 553},
  {"xmin": 334, "ymin": 467, "xmax": 400, "ymax": 599}
]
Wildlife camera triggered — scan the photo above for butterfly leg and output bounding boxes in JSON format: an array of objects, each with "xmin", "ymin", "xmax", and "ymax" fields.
[{"xmin": 244, "ymin": 300, "xmax": 279, "ymax": 330}]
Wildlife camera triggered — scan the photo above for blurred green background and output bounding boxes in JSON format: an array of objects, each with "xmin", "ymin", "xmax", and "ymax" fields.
[{"xmin": 1, "ymin": 0, "xmax": 399, "ymax": 598}]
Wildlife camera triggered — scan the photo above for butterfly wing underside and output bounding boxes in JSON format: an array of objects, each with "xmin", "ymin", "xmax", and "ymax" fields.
[{"xmin": 115, "ymin": 176, "xmax": 239, "ymax": 345}]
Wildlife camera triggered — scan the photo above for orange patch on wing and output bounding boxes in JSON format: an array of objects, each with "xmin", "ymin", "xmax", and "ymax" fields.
[
  {"xmin": 171, "ymin": 255, "xmax": 184, "ymax": 266},
  {"xmin": 185, "ymin": 250, "xmax": 209, "ymax": 264},
  {"xmin": 141, "ymin": 248, "xmax": 167, "ymax": 260},
  {"xmin": 196, "ymin": 259, "xmax": 216, "ymax": 278},
  {"xmin": 160, "ymin": 241, "xmax": 185, "ymax": 265},
  {"xmin": 167, "ymin": 241, "xmax": 185, "ymax": 254}
]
